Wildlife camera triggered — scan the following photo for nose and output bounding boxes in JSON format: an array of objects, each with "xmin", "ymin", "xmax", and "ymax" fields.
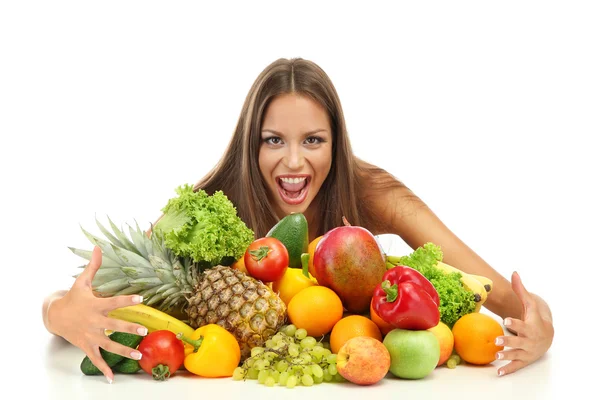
[{"xmin": 283, "ymin": 144, "xmax": 305, "ymax": 170}]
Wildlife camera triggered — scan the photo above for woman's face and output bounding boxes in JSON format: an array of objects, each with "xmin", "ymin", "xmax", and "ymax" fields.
[{"xmin": 259, "ymin": 93, "xmax": 333, "ymax": 220}]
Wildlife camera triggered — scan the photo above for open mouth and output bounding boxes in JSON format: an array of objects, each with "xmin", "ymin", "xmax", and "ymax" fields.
[{"xmin": 276, "ymin": 176, "xmax": 311, "ymax": 205}]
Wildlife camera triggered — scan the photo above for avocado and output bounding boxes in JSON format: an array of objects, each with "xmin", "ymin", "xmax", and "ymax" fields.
[{"xmin": 266, "ymin": 213, "xmax": 309, "ymax": 268}]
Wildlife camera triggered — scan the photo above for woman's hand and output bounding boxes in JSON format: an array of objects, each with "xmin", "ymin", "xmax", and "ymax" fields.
[
  {"xmin": 46, "ymin": 246, "xmax": 148, "ymax": 383},
  {"xmin": 494, "ymin": 271, "xmax": 554, "ymax": 377}
]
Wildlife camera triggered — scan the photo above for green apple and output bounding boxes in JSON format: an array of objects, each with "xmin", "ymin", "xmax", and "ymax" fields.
[{"xmin": 382, "ymin": 328, "xmax": 440, "ymax": 379}]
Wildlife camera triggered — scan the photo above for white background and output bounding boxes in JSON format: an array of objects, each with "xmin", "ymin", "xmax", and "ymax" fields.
[{"xmin": 1, "ymin": 0, "xmax": 599, "ymax": 395}]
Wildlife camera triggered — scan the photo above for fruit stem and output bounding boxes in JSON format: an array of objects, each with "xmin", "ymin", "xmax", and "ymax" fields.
[
  {"xmin": 381, "ymin": 280, "xmax": 398, "ymax": 302},
  {"xmin": 151, "ymin": 364, "xmax": 171, "ymax": 381},
  {"xmin": 342, "ymin": 216, "xmax": 351, "ymax": 226},
  {"xmin": 301, "ymin": 253, "xmax": 310, "ymax": 278},
  {"xmin": 177, "ymin": 333, "xmax": 204, "ymax": 353},
  {"xmin": 249, "ymin": 246, "xmax": 271, "ymax": 262}
]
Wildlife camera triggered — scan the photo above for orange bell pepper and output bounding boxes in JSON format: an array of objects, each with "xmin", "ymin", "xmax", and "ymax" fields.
[{"xmin": 177, "ymin": 324, "xmax": 241, "ymax": 378}]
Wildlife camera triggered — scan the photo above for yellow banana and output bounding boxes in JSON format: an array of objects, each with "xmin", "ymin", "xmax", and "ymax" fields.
[
  {"xmin": 435, "ymin": 262, "xmax": 488, "ymax": 311},
  {"xmin": 470, "ymin": 274, "xmax": 493, "ymax": 294},
  {"xmin": 108, "ymin": 303, "xmax": 195, "ymax": 338}
]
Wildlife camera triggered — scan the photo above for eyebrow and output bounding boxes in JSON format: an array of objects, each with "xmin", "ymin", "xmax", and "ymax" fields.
[{"xmin": 261, "ymin": 128, "xmax": 328, "ymax": 136}]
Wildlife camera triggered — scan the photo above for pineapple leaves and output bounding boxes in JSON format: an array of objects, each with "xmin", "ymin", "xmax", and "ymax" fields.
[
  {"xmin": 105, "ymin": 216, "xmax": 139, "ymax": 255},
  {"xmin": 111, "ymin": 244, "xmax": 154, "ymax": 270},
  {"xmin": 129, "ymin": 222, "xmax": 149, "ymax": 259},
  {"xmin": 68, "ymin": 247, "xmax": 122, "ymax": 268}
]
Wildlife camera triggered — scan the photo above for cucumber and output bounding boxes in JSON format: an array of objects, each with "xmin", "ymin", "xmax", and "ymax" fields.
[
  {"xmin": 80, "ymin": 332, "xmax": 143, "ymax": 376},
  {"xmin": 112, "ymin": 358, "xmax": 141, "ymax": 374}
]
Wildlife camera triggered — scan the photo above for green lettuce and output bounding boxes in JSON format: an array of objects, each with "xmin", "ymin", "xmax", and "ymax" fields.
[
  {"xmin": 154, "ymin": 184, "xmax": 254, "ymax": 266},
  {"xmin": 397, "ymin": 242, "xmax": 475, "ymax": 327}
]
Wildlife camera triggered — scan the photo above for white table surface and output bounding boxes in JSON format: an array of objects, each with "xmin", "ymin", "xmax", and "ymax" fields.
[{"xmin": 36, "ymin": 328, "xmax": 559, "ymax": 400}]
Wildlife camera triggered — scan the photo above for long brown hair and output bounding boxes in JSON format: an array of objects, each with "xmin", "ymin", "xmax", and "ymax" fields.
[{"xmin": 194, "ymin": 57, "xmax": 408, "ymax": 238}]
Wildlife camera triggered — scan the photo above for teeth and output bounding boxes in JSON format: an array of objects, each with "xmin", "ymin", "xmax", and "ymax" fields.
[{"xmin": 280, "ymin": 177, "xmax": 307, "ymax": 184}]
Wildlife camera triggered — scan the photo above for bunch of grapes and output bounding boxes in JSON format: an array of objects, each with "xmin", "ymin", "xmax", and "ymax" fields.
[{"xmin": 233, "ymin": 324, "xmax": 346, "ymax": 388}]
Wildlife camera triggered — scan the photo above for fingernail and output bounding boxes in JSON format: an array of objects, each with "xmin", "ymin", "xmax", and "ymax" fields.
[
  {"xmin": 131, "ymin": 351, "xmax": 142, "ymax": 360},
  {"xmin": 498, "ymin": 370, "xmax": 505, "ymax": 377},
  {"xmin": 137, "ymin": 327, "xmax": 148, "ymax": 336},
  {"xmin": 496, "ymin": 352, "xmax": 504, "ymax": 360},
  {"xmin": 133, "ymin": 295, "xmax": 143, "ymax": 304},
  {"xmin": 495, "ymin": 338, "xmax": 504, "ymax": 346},
  {"xmin": 504, "ymin": 318, "xmax": 512, "ymax": 326},
  {"xmin": 106, "ymin": 376, "xmax": 113, "ymax": 384}
]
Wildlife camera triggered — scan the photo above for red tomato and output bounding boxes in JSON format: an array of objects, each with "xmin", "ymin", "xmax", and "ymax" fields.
[
  {"xmin": 137, "ymin": 330, "xmax": 185, "ymax": 381},
  {"xmin": 244, "ymin": 237, "xmax": 289, "ymax": 282}
]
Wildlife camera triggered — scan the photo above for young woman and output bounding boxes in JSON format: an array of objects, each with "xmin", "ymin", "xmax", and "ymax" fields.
[{"xmin": 43, "ymin": 57, "xmax": 554, "ymax": 382}]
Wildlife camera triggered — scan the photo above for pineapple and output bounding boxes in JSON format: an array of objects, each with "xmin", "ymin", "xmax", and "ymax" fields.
[{"xmin": 70, "ymin": 217, "xmax": 287, "ymax": 360}]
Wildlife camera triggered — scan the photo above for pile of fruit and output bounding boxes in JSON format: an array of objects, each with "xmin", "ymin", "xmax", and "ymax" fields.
[{"xmin": 72, "ymin": 186, "xmax": 506, "ymax": 386}]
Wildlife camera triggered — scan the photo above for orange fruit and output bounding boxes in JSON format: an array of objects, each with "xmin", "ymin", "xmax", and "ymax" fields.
[
  {"xmin": 369, "ymin": 298, "xmax": 395, "ymax": 336},
  {"xmin": 287, "ymin": 286, "xmax": 343, "ymax": 337},
  {"xmin": 452, "ymin": 313, "xmax": 505, "ymax": 365},
  {"xmin": 231, "ymin": 257, "xmax": 248, "ymax": 275},
  {"xmin": 307, "ymin": 235, "xmax": 323, "ymax": 278},
  {"xmin": 272, "ymin": 268, "xmax": 318, "ymax": 305},
  {"xmin": 330, "ymin": 314, "xmax": 382, "ymax": 354}
]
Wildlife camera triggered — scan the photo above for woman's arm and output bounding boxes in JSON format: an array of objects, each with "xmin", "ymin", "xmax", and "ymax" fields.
[
  {"xmin": 42, "ymin": 290, "xmax": 68, "ymax": 335},
  {"xmin": 372, "ymin": 186, "xmax": 521, "ymax": 318}
]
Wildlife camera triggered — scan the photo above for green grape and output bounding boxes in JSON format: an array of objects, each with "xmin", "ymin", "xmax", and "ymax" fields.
[
  {"xmin": 286, "ymin": 375, "xmax": 298, "ymax": 388},
  {"xmin": 276, "ymin": 360, "xmax": 289, "ymax": 372},
  {"xmin": 299, "ymin": 352, "xmax": 312, "ymax": 363},
  {"xmin": 279, "ymin": 371, "xmax": 290, "ymax": 386},
  {"xmin": 251, "ymin": 347, "xmax": 265, "ymax": 357},
  {"xmin": 327, "ymin": 363, "xmax": 338, "ymax": 376},
  {"xmin": 302, "ymin": 374, "xmax": 314, "ymax": 386},
  {"xmin": 323, "ymin": 371, "xmax": 333, "ymax": 382},
  {"xmin": 248, "ymin": 368, "xmax": 259, "ymax": 379},
  {"xmin": 322, "ymin": 348, "xmax": 332, "ymax": 357},
  {"xmin": 245, "ymin": 358, "xmax": 255, "ymax": 368},
  {"xmin": 300, "ymin": 336, "xmax": 317, "ymax": 349},
  {"xmin": 232, "ymin": 367, "xmax": 245, "ymax": 381},
  {"xmin": 311, "ymin": 346, "xmax": 325, "ymax": 357},
  {"xmin": 326, "ymin": 354, "xmax": 337, "ymax": 364},
  {"xmin": 450, "ymin": 354, "xmax": 462, "ymax": 365},
  {"xmin": 271, "ymin": 370, "xmax": 280, "ymax": 381},
  {"xmin": 295, "ymin": 328, "xmax": 308, "ymax": 340},
  {"xmin": 314, "ymin": 374, "xmax": 324, "ymax": 384},
  {"xmin": 265, "ymin": 339, "xmax": 276, "ymax": 348},
  {"xmin": 315, "ymin": 341, "xmax": 324, "ymax": 348},
  {"xmin": 265, "ymin": 376, "xmax": 276, "ymax": 387},
  {"xmin": 283, "ymin": 324, "xmax": 297, "ymax": 337},
  {"xmin": 302, "ymin": 365, "xmax": 312, "ymax": 375},
  {"xmin": 288, "ymin": 343, "xmax": 300, "ymax": 357},
  {"xmin": 254, "ymin": 359, "xmax": 267, "ymax": 370},
  {"xmin": 258, "ymin": 369, "xmax": 269, "ymax": 384},
  {"xmin": 311, "ymin": 364, "xmax": 324, "ymax": 378},
  {"xmin": 446, "ymin": 358, "xmax": 457, "ymax": 369}
]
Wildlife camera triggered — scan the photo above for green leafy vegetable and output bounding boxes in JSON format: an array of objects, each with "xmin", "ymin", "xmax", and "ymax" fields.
[
  {"xmin": 396, "ymin": 242, "xmax": 475, "ymax": 327},
  {"xmin": 154, "ymin": 184, "xmax": 255, "ymax": 266}
]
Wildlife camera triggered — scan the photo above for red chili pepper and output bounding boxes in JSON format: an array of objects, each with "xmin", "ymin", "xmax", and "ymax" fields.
[{"xmin": 372, "ymin": 265, "xmax": 440, "ymax": 330}]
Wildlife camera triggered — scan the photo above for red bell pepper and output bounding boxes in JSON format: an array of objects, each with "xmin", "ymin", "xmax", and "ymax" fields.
[{"xmin": 372, "ymin": 265, "xmax": 440, "ymax": 330}]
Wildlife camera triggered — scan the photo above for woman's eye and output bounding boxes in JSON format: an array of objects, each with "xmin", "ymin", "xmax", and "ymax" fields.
[
  {"xmin": 305, "ymin": 136, "xmax": 323, "ymax": 145},
  {"xmin": 264, "ymin": 137, "xmax": 282, "ymax": 145}
]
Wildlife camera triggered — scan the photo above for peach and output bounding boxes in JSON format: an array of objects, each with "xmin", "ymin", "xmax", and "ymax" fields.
[
  {"xmin": 427, "ymin": 321, "xmax": 454, "ymax": 366},
  {"xmin": 336, "ymin": 336, "xmax": 391, "ymax": 385}
]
